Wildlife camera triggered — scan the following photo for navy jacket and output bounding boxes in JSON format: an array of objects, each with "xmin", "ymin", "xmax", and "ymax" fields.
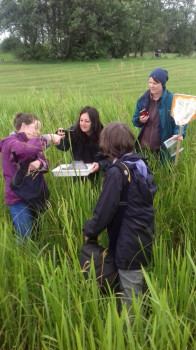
[{"xmin": 83, "ymin": 153, "xmax": 157, "ymax": 270}]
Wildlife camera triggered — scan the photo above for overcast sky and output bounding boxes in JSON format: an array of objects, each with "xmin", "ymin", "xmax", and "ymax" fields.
[{"xmin": 0, "ymin": 31, "xmax": 9, "ymax": 42}]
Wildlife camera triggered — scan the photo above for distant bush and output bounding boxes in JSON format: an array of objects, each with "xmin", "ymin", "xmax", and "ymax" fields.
[
  {"xmin": 15, "ymin": 43, "xmax": 49, "ymax": 61},
  {"xmin": 0, "ymin": 36, "xmax": 23, "ymax": 52},
  {"xmin": 69, "ymin": 42, "xmax": 109, "ymax": 61}
]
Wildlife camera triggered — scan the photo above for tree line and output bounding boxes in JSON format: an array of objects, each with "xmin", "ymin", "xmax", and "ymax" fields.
[{"xmin": 0, "ymin": 0, "xmax": 195, "ymax": 60}]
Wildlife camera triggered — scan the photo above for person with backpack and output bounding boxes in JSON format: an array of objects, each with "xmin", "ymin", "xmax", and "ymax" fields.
[
  {"xmin": 83, "ymin": 122, "xmax": 158, "ymax": 314},
  {"xmin": 0, "ymin": 112, "xmax": 62, "ymax": 240},
  {"xmin": 132, "ymin": 68, "xmax": 186, "ymax": 161}
]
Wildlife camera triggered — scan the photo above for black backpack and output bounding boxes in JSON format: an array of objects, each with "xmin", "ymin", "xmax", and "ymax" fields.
[
  {"xmin": 10, "ymin": 150, "xmax": 49, "ymax": 212},
  {"xmin": 80, "ymin": 240, "xmax": 118, "ymax": 293},
  {"xmin": 112, "ymin": 156, "xmax": 158, "ymax": 204}
]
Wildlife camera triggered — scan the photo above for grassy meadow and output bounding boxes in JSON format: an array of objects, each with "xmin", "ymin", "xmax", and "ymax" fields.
[{"xmin": 0, "ymin": 56, "xmax": 195, "ymax": 349}]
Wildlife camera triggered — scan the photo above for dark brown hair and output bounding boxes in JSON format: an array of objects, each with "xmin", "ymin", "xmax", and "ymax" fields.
[
  {"xmin": 100, "ymin": 122, "xmax": 135, "ymax": 159},
  {"xmin": 14, "ymin": 113, "xmax": 40, "ymax": 132},
  {"xmin": 74, "ymin": 106, "xmax": 102, "ymax": 140},
  {"xmin": 150, "ymin": 76, "xmax": 161, "ymax": 84}
]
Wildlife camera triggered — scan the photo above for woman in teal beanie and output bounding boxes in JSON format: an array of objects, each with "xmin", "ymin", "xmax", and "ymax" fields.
[{"xmin": 132, "ymin": 68, "xmax": 186, "ymax": 161}]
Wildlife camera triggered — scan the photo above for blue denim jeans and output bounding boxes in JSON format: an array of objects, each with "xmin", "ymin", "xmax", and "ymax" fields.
[{"xmin": 9, "ymin": 202, "xmax": 35, "ymax": 239}]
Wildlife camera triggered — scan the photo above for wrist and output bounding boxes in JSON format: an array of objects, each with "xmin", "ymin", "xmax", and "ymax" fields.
[{"xmin": 37, "ymin": 159, "xmax": 43, "ymax": 168}]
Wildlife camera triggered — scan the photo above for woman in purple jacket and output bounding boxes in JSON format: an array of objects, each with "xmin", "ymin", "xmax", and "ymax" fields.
[{"xmin": 0, "ymin": 112, "xmax": 61, "ymax": 240}]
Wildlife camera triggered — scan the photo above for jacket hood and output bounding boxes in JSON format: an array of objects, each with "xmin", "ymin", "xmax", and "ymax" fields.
[
  {"xmin": 0, "ymin": 137, "xmax": 8, "ymax": 153},
  {"xmin": 119, "ymin": 153, "xmax": 148, "ymax": 178},
  {"xmin": 0, "ymin": 133, "xmax": 28, "ymax": 153},
  {"xmin": 118, "ymin": 152, "xmax": 158, "ymax": 201}
]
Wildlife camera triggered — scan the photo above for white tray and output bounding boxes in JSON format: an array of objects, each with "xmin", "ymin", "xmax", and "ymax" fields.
[{"xmin": 52, "ymin": 163, "xmax": 94, "ymax": 177}]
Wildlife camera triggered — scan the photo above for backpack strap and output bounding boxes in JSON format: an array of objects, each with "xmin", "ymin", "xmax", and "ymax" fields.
[
  {"xmin": 112, "ymin": 161, "xmax": 131, "ymax": 186},
  {"xmin": 107, "ymin": 161, "xmax": 131, "ymax": 250},
  {"xmin": 11, "ymin": 150, "xmax": 20, "ymax": 169}
]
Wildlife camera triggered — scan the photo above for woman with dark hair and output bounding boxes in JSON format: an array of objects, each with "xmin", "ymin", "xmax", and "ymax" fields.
[
  {"xmin": 132, "ymin": 68, "xmax": 186, "ymax": 161},
  {"xmin": 83, "ymin": 122, "xmax": 157, "ymax": 318},
  {"xmin": 56, "ymin": 106, "xmax": 109, "ymax": 177},
  {"xmin": 0, "ymin": 112, "xmax": 62, "ymax": 240}
]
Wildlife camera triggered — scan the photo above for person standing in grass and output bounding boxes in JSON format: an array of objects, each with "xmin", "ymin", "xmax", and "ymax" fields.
[
  {"xmin": 83, "ymin": 122, "xmax": 157, "ymax": 316},
  {"xmin": 0, "ymin": 112, "xmax": 62, "ymax": 240},
  {"xmin": 56, "ymin": 106, "xmax": 109, "ymax": 180},
  {"xmin": 132, "ymin": 67, "xmax": 186, "ymax": 161}
]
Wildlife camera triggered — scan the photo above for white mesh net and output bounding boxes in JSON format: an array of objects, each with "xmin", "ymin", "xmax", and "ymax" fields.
[{"xmin": 173, "ymin": 96, "xmax": 196, "ymax": 126}]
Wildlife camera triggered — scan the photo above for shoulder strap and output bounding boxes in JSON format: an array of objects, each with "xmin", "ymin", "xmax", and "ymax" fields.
[
  {"xmin": 11, "ymin": 150, "xmax": 18, "ymax": 163},
  {"xmin": 112, "ymin": 161, "xmax": 131, "ymax": 186},
  {"xmin": 11, "ymin": 150, "xmax": 21, "ymax": 170}
]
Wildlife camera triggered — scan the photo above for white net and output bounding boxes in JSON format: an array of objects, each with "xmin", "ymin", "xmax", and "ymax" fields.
[{"xmin": 173, "ymin": 96, "xmax": 196, "ymax": 126}]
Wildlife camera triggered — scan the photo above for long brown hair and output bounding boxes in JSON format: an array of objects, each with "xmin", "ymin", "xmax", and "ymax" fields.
[{"xmin": 74, "ymin": 106, "xmax": 102, "ymax": 140}]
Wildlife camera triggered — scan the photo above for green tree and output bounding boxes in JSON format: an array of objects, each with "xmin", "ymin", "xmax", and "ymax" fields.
[
  {"xmin": 0, "ymin": 0, "xmax": 45, "ymax": 46},
  {"xmin": 125, "ymin": 0, "xmax": 164, "ymax": 57},
  {"xmin": 162, "ymin": 0, "xmax": 196, "ymax": 54},
  {"xmin": 0, "ymin": 36, "xmax": 22, "ymax": 52},
  {"xmin": 66, "ymin": 0, "xmax": 133, "ymax": 59},
  {"xmin": 0, "ymin": 0, "xmax": 195, "ymax": 60}
]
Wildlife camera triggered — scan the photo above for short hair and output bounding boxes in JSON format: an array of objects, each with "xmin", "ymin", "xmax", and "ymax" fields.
[
  {"xmin": 14, "ymin": 113, "xmax": 40, "ymax": 132},
  {"xmin": 100, "ymin": 122, "xmax": 135, "ymax": 159},
  {"xmin": 150, "ymin": 76, "xmax": 161, "ymax": 84}
]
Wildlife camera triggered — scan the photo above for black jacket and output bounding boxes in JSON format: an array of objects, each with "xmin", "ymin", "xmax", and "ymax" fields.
[
  {"xmin": 83, "ymin": 153, "xmax": 157, "ymax": 270},
  {"xmin": 56, "ymin": 125, "xmax": 109, "ymax": 172}
]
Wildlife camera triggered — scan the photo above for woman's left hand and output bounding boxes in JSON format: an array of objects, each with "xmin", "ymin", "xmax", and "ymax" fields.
[
  {"xmin": 172, "ymin": 134, "xmax": 183, "ymax": 141},
  {"xmin": 91, "ymin": 162, "xmax": 99, "ymax": 173},
  {"xmin": 28, "ymin": 160, "xmax": 41, "ymax": 173},
  {"xmin": 50, "ymin": 134, "xmax": 63, "ymax": 145}
]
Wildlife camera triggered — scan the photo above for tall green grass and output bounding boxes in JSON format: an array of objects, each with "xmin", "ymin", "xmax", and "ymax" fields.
[{"xmin": 0, "ymin": 59, "xmax": 195, "ymax": 349}]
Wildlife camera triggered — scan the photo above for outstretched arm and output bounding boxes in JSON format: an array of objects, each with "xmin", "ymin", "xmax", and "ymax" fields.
[
  {"xmin": 83, "ymin": 168, "xmax": 123, "ymax": 239},
  {"xmin": 8, "ymin": 134, "xmax": 62, "ymax": 163},
  {"xmin": 55, "ymin": 127, "xmax": 71, "ymax": 152}
]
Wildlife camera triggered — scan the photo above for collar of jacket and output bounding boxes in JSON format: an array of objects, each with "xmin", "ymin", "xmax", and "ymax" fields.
[
  {"xmin": 139, "ymin": 87, "xmax": 167, "ymax": 111},
  {"xmin": 14, "ymin": 132, "xmax": 29, "ymax": 142}
]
